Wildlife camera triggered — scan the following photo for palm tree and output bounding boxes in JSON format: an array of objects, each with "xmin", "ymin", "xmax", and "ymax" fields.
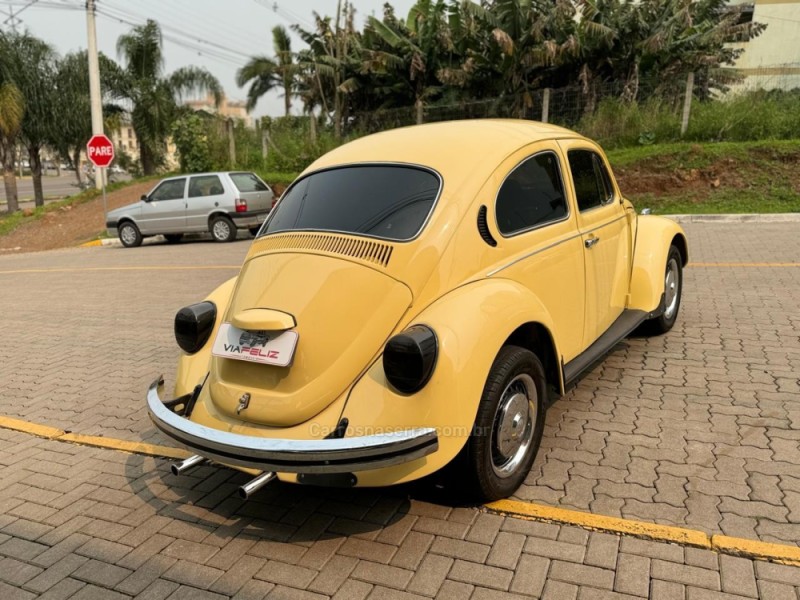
[
  {"xmin": 114, "ymin": 20, "xmax": 222, "ymax": 175},
  {"xmin": 0, "ymin": 32, "xmax": 25, "ymax": 213},
  {"xmin": 1, "ymin": 33, "xmax": 60, "ymax": 207},
  {"xmin": 0, "ymin": 81, "xmax": 24, "ymax": 214},
  {"xmin": 237, "ymin": 25, "xmax": 298, "ymax": 116}
]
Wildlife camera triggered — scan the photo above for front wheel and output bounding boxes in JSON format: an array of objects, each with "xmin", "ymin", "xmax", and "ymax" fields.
[
  {"xmin": 118, "ymin": 221, "xmax": 142, "ymax": 248},
  {"xmin": 210, "ymin": 216, "xmax": 236, "ymax": 243},
  {"xmin": 457, "ymin": 346, "xmax": 546, "ymax": 501},
  {"xmin": 641, "ymin": 244, "xmax": 683, "ymax": 335}
]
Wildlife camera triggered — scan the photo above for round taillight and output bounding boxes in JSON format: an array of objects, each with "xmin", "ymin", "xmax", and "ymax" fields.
[
  {"xmin": 174, "ymin": 302, "xmax": 217, "ymax": 354},
  {"xmin": 383, "ymin": 325, "xmax": 438, "ymax": 394}
]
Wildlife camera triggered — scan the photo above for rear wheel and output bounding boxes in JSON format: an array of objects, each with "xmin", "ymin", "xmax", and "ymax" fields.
[
  {"xmin": 640, "ymin": 244, "xmax": 683, "ymax": 335},
  {"xmin": 456, "ymin": 346, "xmax": 546, "ymax": 501},
  {"xmin": 164, "ymin": 234, "xmax": 183, "ymax": 244},
  {"xmin": 210, "ymin": 216, "xmax": 236, "ymax": 243},
  {"xmin": 118, "ymin": 221, "xmax": 142, "ymax": 248}
]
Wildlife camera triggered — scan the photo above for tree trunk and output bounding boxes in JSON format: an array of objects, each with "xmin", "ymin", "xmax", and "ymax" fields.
[
  {"xmin": 621, "ymin": 62, "xmax": 640, "ymax": 103},
  {"xmin": 140, "ymin": 143, "xmax": 156, "ymax": 176},
  {"xmin": 284, "ymin": 80, "xmax": 291, "ymax": 117},
  {"xmin": 1, "ymin": 141, "xmax": 19, "ymax": 213},
  {"xmin": 415, "ymin": 98, "xmax": 424, "ymax": 125},
  {"xmin": 29, "ymin": 145, "xmax": 44, "ymax": 208},
  {"xmin": 309, "ymin": 113, "xmax": 317, "ymax": 144},
  {"xmin": 72, "ymin": 147, "xmax": 83, "ymax": 186}
]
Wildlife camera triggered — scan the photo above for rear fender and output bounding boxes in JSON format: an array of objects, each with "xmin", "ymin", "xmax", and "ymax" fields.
[
  {"xmin": 341, "ymin": 278, "xmax": 561, "ymax": 485},
  {"xmin": 629, "ymin": 215, "xmax": 688, "ymax": 314},
  {"xmin": 174, "ymin": 277, "xmax": 238, "ymax": 397}
]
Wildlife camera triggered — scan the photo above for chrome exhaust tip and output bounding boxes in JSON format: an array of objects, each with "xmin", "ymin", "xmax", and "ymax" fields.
[
  {"xmin": 170, "ymin": 455, "xmax": 206, "ymax": 476},
  {"xmin": 238, "ymin": 471, "xmax": 276, "ymax": 500}
]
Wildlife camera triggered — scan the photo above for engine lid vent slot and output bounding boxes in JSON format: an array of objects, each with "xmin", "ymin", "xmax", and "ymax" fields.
[{"xmin": 254, "ymin": 233, "xmax": 394, "ymax": 267}]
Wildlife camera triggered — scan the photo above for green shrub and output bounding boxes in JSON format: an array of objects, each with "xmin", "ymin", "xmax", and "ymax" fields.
[{"xmin": 577, "ymin": 97, "xmax": 681, "ymax": 148}]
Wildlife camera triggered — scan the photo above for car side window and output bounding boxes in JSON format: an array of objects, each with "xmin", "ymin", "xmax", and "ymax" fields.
[
  {"xmin": 151, "ymin": 179, "xmax": 186, "ymax": 201},
  {"xmin": 188, "ymin": 175, "xmax": 224, "ymax": 198},
  {"xmin": 568, "ymin": 150, "xmax": 614, "ymax": 212},
  {"xmin": 495, "ymin": 151, "xmax": 568, "ymax": 236}
]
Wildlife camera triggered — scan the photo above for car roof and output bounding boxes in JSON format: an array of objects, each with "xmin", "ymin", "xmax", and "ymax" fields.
[{"xmin": 306, "ymin": 119, "xmax": 585, "ymax": 183}]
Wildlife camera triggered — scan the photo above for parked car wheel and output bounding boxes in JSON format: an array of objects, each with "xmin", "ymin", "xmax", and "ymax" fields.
[
  {"xmin": 210, "ymin": 216, "xmax": 236, "ymax": 243},
  {"xmin": 118, "ymin": 221, "xmax": 142, "ymax": 248},
  {"xmin": 249, "ymin": 226, "xmax": 261, "ymax": 237},
  {"xmin": 164, "ymin": 234, "xmax": 183, "ymax": 244},
  {"xmin": 640, "ymin": 244, "xmax": 683, "ymax": 335},
  {"xmin": 459, "ymin": 346, "xmax": 546, "ymax": 501}
]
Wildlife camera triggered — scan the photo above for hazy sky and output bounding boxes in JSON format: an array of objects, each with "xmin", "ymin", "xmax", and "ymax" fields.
[{"xmin": 5, "ymin": 0, "xmax": 416, "ymax": 117}]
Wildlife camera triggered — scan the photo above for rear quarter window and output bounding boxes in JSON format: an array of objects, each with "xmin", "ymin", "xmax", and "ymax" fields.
[
  {"xmin": 230, "ymin": 172, "xmax": 269, "ymax": 193},
  {"xmin": 262, "ymin": 165, "xmax": 441, "ymax": 242}
]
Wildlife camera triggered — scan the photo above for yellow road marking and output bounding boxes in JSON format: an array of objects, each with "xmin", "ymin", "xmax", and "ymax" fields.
[
  {"xmin": 0, "ymin": 414, "xmax": 191, "ymax": 460},
  {"xmin": 688, "ymin": 262, "xmax": 800, "ymax": 268},
  {"xmin": 3, "ymin": 414, "xmax": 800, "ymax": 566},
  {"xmin": 79, "ymin": 240, "xmax": 104, "ymax": 247},
  {"xmin": 0, "ymin": 265, "xmax": 240, "ymax": 275}
]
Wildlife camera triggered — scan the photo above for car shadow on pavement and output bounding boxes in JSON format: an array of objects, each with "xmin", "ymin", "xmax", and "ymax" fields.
[{"xmin": 120, "ymin": 451, "xmax": 458, "ymax": 545}]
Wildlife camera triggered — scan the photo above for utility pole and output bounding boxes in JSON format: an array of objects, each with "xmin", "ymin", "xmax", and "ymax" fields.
[{"xmin": 86, "ymin": 0, "xmax": 105, "ymax": 190}]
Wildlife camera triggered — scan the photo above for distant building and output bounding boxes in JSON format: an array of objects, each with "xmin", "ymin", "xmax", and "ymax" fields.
[
  {"xmin": 109, "ymin": 116, "xmax": 178, "ymax": 171},
  {"xmin": 728, "ymin": 0, "xmax": 800, "ymax": 90},
  {"xmin": 184, "ymin": 93, "xmax": 253, "ymax": 127}
]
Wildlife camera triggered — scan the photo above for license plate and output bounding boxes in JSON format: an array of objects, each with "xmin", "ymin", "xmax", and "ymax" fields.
[{"xmin": 212, "ymin": 323, "xmax": 298, "ymax": 367}]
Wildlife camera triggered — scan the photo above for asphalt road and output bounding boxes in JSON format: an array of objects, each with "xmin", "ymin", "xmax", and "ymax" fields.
[
  {"xmin": 0, "ymin": 223, "xmax": 799, "ymax": 599},
  {"xmin": 0, "ymin": 171, "xmax": 131, "ymax": 209}
]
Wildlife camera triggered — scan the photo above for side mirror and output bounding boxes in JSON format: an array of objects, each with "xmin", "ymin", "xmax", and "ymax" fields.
[{"xmin": 141, "ymin": 194, "xmax": 149, "ymax": 202}]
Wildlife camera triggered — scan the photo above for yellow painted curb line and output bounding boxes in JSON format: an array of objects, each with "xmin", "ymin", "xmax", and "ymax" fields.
[
  {"xmin": 486, "ymin": 499, "xmax": 800, "ymax": 566},
  {"xmin": 0, "ymin": 415, "xmax": 191, "ymax": 460},
  {"xmin": 487, "ymin": 499, "xmax": 709, "ymax": 548},
  {"xmin": 0, "ymin": 265, "xmax": 240, "ymax": 275},
  {"xmin": 79, "ymin": 240, "xmax": 104, "ymax": 247},
  {"xmin": 688, "ymin": 262, "xmax": 800, "ymax": 268},
  {"xmin": 4, "ymin": 414, "xmax": 800, "ymax": 566}
]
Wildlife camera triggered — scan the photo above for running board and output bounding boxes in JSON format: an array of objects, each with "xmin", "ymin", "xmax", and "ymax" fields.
[{"xmin": 563, "ymin": 309, "xmax": 647, "ymax": 387}]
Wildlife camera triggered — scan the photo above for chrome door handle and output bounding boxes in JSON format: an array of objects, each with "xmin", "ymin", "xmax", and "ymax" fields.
[{"xmin": 585, "ymin": 236, "xmax": 600, "ymax": 249}]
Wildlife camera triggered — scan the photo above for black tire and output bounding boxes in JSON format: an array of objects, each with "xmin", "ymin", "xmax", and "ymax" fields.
[
  {"xmin": 640, "ymin": 244, "xmax": 683, "ymax": 335},
  {"xmin": 456, "ymin": 345, "xmax": 547, "ymax": 502},
  {"xmin": 210, "ymin": 216, "xmax": 236, "ymax": 243},
  {"xmin": 249, "ymin": 226, "xmax": 261, "ymax": 237},
  {"xmin": 164, "ymin": 234, "xmax": 183, "ymax": 244},
  {"xmin": 118, "ymin": 221, "xmax": 142, "ymax": 248}
]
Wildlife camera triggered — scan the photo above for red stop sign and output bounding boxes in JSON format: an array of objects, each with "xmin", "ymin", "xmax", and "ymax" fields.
[{"xmin": 86, "ymin": 134, "xmax": 115, "ymax": 168}]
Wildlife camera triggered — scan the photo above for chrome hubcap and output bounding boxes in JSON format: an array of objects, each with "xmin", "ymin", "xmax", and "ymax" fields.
[
  {"xmin": 213, "ymin": 221, "xmax": 230, "ymax": 240},
  {"xmin": 491, "ymin": 374, "xmax": 536, "ymax": 478},
  {"xmin": 664, "ymin": 258, "xmax": 680, "ymax": 320},
  {"xmin": 120, "ymin": 226, "xmax": 136, "ymax": 245}
]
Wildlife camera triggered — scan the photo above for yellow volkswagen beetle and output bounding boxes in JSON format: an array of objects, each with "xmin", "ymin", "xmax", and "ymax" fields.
[{"xmin": 148, "ymin": 120, "xmax": 687, "ymax": 501}]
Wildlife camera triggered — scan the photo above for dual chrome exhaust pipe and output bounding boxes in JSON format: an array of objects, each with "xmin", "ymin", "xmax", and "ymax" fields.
[{"xmin": 170, "ymin": 455, "xmax": 275, "ymax": 499}]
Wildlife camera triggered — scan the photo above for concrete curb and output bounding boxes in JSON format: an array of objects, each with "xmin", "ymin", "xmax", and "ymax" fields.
[{"xmin": 666, "ymin": 213, "xmax": 800, "ymax": 223}]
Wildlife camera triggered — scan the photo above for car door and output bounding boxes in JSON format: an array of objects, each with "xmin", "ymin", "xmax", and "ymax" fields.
[
  {"xmin": 559, "ymin": 141, "xmax": 630, "ymax": 348},
  {"xmin": 489, "ymin": 144, "xmax": 586, "ymax": 363},
  {"xmin": 139, "ymin": 178, "xmax": 187, "ymax": 234},
  {"xmin": 186, "ymin": 174, "xmax": 227, "ymax": 231}
]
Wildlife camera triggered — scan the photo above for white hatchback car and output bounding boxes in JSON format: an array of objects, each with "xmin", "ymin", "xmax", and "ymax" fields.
[{"xmin": 106, "ymin": 171, "xmax": 274, "ymax": 247}]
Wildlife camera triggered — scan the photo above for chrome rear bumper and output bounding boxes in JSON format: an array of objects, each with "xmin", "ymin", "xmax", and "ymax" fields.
[{"xmin": 146, "ymin": 378, "xmax": 438, "ymax": 474}]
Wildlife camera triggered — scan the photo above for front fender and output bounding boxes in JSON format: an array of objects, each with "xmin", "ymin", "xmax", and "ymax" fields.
[
  {"xmin": 629, "ymin": 215, "xmax": 688, "ymax": 314},
  {"xmin": 174, "ymin": 277, "xmax": 238, "ymax": 397},
  {"xmin": 341, "ymin": 278, "xmax": 561, "ymax": 486}
]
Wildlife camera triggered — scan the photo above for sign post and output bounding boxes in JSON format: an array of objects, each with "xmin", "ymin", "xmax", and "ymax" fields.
[{"xmin": 86, "ymin": 134, "xmax": 115, "ymax": 218}]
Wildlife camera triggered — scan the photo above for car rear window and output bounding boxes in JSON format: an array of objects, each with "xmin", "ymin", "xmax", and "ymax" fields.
[
  {"xmin": 230, "ymin": 172, "xmax": 269, "ymax": 193},
  {"xmin": 262, "ymin": 165, "xmax": 441, "ymax": 242}
]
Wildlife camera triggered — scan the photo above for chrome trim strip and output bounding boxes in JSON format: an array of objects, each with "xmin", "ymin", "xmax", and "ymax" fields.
[
  {"xmin": 147, "ymin": 378, "xmax": 439, "ymax": 474},
  {"xmin": 487, "ymin": 214, "xmax": 627, "ymax": 277}
]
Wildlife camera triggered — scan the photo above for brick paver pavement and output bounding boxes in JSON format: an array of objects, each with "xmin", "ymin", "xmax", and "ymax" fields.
[
  {"xmin": 1, "ymin": 223, "xmax": 800, "ymax": 598},
  {"xmin": 2, "ymin": 429, "xmax": 800, "ymax": 599}
]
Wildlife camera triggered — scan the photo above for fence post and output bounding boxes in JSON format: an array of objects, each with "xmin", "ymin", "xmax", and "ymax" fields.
[
  {"xmin": 261, "ymin": 128, "xmax": 268, "ymax": 163},
  {"xmin": 541, "ymin": 88, "xmax": 551, "ymax": 123},
  {"xmin": 681, "ymin": 72, "xmax": 694, "ymax": 137},
  {"xmin": 227, "ymin": 118, "xmax": 236, "ymax": 168}
]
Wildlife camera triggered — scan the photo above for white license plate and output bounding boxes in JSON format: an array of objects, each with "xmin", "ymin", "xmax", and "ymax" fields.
[{"xmin": 212, "ymin": 323, "xmax": 298, "ymax": 367}]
